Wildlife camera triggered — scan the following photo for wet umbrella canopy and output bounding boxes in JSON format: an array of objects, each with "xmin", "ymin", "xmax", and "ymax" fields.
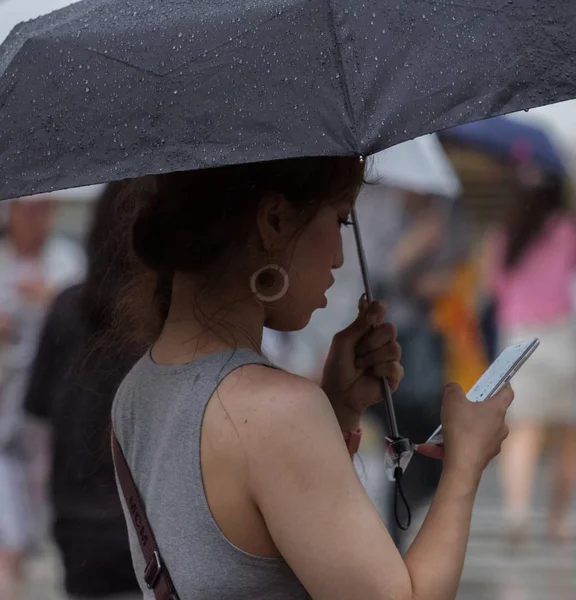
[{"xmin": 1, "ymin": 0, "xmax": 576, "ymax": 200}]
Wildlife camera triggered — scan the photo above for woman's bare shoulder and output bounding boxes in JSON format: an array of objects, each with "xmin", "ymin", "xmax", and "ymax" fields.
[
  {"xmin": 204, "ymin": 362, "xmax": 344, "ymax": 484},
  {"xmin": 217, "ymin": 363, "xmax": 333, "ymax": 428}
]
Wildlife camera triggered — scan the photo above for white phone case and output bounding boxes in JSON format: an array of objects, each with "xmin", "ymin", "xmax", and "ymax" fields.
[{"xmin": 426, "ymin": 338, "xmax": 540, "ymax": 445}]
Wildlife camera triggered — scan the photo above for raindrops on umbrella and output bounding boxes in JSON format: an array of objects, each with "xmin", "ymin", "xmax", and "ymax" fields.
[{"xmin": 0, "ymin": 0, "xmax": 575, "ymax": 200}]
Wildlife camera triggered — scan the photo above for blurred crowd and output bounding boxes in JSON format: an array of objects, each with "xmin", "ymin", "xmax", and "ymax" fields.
[{"xmin": 0, "ymin": 121, "xmax": 576, "ymax": 599}]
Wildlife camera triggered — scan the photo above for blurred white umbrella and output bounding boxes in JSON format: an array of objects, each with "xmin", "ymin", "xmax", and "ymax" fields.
[
  {"xmin": 41, "ymin": 185, "xmax": 104, "ymax": 202},
  {"xmin": 3, "ymin": 185, "xmax": 103, "ymax": 202},
  {"xmin": 367, "ymin": 133, "xmax": 462, "ymax": 199}
]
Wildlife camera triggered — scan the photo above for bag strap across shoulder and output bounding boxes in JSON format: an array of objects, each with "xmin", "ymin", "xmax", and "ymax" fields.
[{"xmin": 111, "ymin": 431, "xmax": 180, "ymax": 600}]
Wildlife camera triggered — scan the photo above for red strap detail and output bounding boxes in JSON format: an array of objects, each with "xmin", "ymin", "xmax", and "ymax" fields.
[
  {"xmin": 342, "ymin": 428, "xmax": 362, "ymax": 456},
  {"xmin": 111, "ymin": 431, "xmax": 179, "ymax": 600}
]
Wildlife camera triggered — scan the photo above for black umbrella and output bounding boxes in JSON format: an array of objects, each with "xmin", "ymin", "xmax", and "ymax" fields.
[{"xmin": 1, "ymin": 0, "xmax": 576, "ymax": 201}]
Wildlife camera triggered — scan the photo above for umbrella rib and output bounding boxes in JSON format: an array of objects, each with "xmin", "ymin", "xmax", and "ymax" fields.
[
  {"xmin": 80, "ymin": 45, "xmax": 172, "ymax": 77},
  {"xmin": 72, "ymin": 6, "xmax": 305, "ymax": 79},
  {"xmin": 324, "ymin": 0, "xmax": 360, "ymax": 149},
  {"xmin": 433, "ymin": 1, "xmax": 497, "ymax": 13},
  {"xmin": 81, "ymin": 43, "xmax": 234, "ymax": 78}
]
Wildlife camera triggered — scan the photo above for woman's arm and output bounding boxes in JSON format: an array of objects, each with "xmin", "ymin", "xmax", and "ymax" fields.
[
  {"xmin": 403, "ymin": 465, "xmax": 479, "ymax": 599},
  {"xmin": 224, "ymin": 368, "xmax": 510, "ymax": 600}
]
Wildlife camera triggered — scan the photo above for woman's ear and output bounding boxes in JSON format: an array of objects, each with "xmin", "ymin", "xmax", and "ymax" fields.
[{"xmin": 256, "ymin": 192, "xmax": 296, "ymax": 252}]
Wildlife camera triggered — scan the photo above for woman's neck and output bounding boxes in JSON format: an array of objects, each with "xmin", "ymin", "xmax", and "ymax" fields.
[{"xmin": 151, "ymin": 276, "xmax": 265, "ymax": 366}]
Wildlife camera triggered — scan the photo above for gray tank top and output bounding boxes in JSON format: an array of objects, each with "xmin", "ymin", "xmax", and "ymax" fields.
[{"xmin": 112, "ymin": 348, "xmax": 310, "ymax": 600}]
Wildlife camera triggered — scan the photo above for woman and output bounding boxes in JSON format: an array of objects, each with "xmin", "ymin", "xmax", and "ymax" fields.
[
  {"xmin": 24, "ymin": 183, "xmax": 141, "ymax": 600},
  {"xmin": 112, "ymin": 157, "xmax": 512, "ymax": 600},
  {"xmin": 481, "ymin": 170, "xmax": 576, "ymax": 542}
]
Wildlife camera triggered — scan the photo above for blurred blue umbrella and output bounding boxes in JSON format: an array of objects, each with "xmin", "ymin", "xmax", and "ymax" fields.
[{"xmin": 441, "ymin": 116, "xmax": 566, "ymax": 175}]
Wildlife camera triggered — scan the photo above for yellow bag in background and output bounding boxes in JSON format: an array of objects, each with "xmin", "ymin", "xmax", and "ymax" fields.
[{"xmin": 432, "ymin": 261, "xmax": 487, "ymax": 392}]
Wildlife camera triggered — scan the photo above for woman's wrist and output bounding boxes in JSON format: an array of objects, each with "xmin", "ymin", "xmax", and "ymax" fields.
[
  {"xmin": 330, "ymin": 400, "xmax": 363, "ymax": 432},
  {"xmin": 321, "ymin": 378, "xmax": 363, "ymax": 431},
  {"xmin": 329, "ymin": 396, "xmax": 363, "ymax": 456},
  {"xmin": 441, "ymin": 458, "xmax": 482, "ymax": 495}
]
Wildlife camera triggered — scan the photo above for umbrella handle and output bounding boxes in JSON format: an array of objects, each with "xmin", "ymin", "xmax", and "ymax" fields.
[
  {"xmin": 350, "ymin": 206, "xmax": 400, "ymax": 439},
  {"xmin": 351, "ymin": 205, "xmax": 415, "ymax": 528}
]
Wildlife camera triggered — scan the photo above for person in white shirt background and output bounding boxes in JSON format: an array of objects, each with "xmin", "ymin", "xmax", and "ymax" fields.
[{"xmin": 0, "ymin": 197, "xmax": 85, "ymax": 598}]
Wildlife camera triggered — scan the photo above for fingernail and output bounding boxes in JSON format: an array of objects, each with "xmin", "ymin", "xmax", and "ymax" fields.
[
  {"xmin": 366, "ymin": 312, "xmax": 379, "ymax": 326},
  {"xmin": 367, "ymin": 303, "xmax": 384, "ymax": 325}
]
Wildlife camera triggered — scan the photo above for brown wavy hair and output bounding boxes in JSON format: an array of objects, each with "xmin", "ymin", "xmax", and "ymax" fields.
[
  {"xmin": 112, "ymin": 157, "xmax": 365, "ymax": 346},
  {"xmin": 504, "ymin": 175, "xmax": 568, "ymax": 270}
]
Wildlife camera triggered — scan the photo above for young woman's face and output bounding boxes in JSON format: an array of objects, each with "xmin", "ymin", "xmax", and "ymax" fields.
[{"xmin": 265, "ymin": 200, "xmax": 352, "ymax": 331}]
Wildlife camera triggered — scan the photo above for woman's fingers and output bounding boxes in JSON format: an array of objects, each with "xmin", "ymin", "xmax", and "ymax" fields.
[
  {"xmin": 415, "ymin": 443, "xmax": 445, "ymax": 460},
  {"xmin": 366, "ymin": 361, "xmax": 404, "ymax": 391},
  {"xmin": 358, "ymin": 297, "xmax": 388, "ymax": 326},
  {"xmin": 485, "ymin": 384, "xmax": 515, "ymax": 410},
  {"xmin": 350, "ymin": 308, "xmax": 404, "ymax": 391},
  {"xmin": 354, "ymin": 337, "xmax": 403, "ymax": 390},
  {"xmin": 355, "ymin": 322, "xmax": 398, "ymax": 357},
  {"xmin": 355, "ymin": 341, "xmax": 402, "ymax": 367}
]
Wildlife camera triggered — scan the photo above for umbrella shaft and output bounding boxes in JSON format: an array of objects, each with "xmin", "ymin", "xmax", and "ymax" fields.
[{"xmin": 351, "ymin": 207, "xmax": 399, "ymax": 439}]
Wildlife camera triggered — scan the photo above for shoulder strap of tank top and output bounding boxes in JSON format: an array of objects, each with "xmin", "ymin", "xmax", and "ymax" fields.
[{"xmin": 111, "ymin": 430, "xmax": 180, "ymax": 600}]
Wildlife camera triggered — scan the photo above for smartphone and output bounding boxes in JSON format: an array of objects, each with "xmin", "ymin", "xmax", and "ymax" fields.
[{"xmin": 426, "ymin": 338, "xmax": 540, "ymax": 445}]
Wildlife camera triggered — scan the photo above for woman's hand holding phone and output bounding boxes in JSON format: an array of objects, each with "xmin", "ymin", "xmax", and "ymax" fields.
[{"xmin": 417, "ymin": 383, "xmax": 514, "ymax": 476}]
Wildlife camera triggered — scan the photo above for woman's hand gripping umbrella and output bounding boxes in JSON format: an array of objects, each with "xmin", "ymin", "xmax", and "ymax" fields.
[{"xmin": 322, "ymin": 298, "xmax": 403, "ymax": 433}]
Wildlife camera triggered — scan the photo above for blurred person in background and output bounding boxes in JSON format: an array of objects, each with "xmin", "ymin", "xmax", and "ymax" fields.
[
  {"xmin": 0, "ymin": 198, "xmax": 85, "ymax": 596},
  {"xmin": 431, "ymin": 201, "xmax": 487, "ymax": 395},
  {"xmin": 357, "ymin": 136, "xmax": 469, "ymax": 550},
  {"xmin": 481, "ymin": 168, "xmax": 576, "ymax": 542},
  {"xmin": 23, "ymin": 183, "xmax": 142, "ymax": 600},
  {"xmin": 361, "ymin": 186, "xmax": 467, "ymax": 549}
]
